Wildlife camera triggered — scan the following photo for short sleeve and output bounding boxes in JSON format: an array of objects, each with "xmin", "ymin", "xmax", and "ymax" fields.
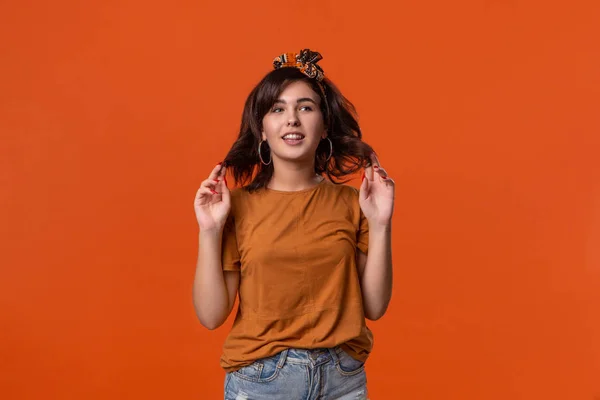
[
  {"xmin": 349, "ymin": 186, "xmax": 369, "ymax": 255},
  {"xmin": 357, "ymin": 207, "xmax": 369, "ymax": 255},
  {"xmin": 221, "ymin": 213, "xmax": 241, "ymax": 271}
]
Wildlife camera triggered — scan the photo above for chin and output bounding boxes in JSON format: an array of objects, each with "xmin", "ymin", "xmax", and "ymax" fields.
[{"xmin": 273, "ymin": 150, "xmax": 316, "ymax": 163}]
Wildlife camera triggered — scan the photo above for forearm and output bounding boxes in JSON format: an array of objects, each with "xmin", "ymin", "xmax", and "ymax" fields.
[
  {"xmin": 360, "ymin": 223, "xmax": 393, "ymax": 320},
  {"xmin": 192, "ymin": 229, "xmax": 230, "ymax": 329}
]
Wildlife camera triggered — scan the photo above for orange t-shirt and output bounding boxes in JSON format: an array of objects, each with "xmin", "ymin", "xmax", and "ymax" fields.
[{"xmin": 219, "ymin": 178, "xmax": 373, "ymax": 372}]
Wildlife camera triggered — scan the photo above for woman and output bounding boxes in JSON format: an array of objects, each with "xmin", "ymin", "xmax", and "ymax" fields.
[{"xmin": 193, "ymin": 49, "xmax": 395, "ymax": 400}]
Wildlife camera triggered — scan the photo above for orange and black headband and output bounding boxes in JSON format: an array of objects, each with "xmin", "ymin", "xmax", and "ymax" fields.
[{"xmin": 272, "ymin": 48, "xmax": 330, "ymax": 125}]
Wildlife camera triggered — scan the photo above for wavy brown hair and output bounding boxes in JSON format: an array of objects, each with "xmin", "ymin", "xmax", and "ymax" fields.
[{"xmin": 222, "ymin": 67, "xmax": 374, "ymax": 192}]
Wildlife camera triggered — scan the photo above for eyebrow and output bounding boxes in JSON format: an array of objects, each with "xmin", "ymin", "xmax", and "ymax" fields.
[{"xmin": 273, "ymin": 97, "xmax": 318, "ymax": 105}]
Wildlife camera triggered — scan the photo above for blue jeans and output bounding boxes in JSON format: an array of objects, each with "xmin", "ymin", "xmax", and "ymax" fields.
[{"xmin": 224, "ymin": 346, "xmax": 368, "ymax": 400}]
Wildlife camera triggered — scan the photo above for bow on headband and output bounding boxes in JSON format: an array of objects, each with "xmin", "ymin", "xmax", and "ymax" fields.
[{"xmin": 272, "ymin": 49, "xmax": 325, "ymax": 82}]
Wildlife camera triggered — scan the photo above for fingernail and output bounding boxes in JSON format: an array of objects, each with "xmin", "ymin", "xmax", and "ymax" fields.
[
  {"xmin": 361, "ymin": 173, "xmax": 365, "ymax": 181},
  {"xmin": 374, "ymin": 165, "xmax": 379, "ymax": 170},
  {"xmin": 213, "ymin": 179, "xmax": 219, "ymax": 182},
  {"xmin": 210, "ymin": 189, "xmax": 218, "ymax": 194}
]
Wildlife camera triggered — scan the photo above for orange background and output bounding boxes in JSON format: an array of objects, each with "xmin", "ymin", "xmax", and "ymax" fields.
[{"xmin": 1, "ymin": 0, "xmax": 599, "ymax": 399}]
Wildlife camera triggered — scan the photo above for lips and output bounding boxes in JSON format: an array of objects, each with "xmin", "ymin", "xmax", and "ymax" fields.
[
  {"xmin": 281, "ymin": 132, "xmax": 305, "ymax": 140},
  {"xmin": 281, "ymin": 132, "xmax": 305, "ymax": 146}
]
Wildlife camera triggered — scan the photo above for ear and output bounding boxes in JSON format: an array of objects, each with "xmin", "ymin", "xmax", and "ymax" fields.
[
  {"xmin": 261, "ymin": 131, "xmax": 267, "ymax": 141},
  {"xmin": 322, "ymin": 129, "xmax": 328, "ymax": 140}
]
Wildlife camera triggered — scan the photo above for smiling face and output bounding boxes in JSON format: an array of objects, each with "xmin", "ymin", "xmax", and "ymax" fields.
[{"xmin": 261, "ymin": 80, "xmax": 327, "ymax": 165}]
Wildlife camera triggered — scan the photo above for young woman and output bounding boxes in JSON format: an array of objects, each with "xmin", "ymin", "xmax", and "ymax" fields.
[{"xmin": 193, "ymin": 49, "xmax": 395, "ymax": 400}]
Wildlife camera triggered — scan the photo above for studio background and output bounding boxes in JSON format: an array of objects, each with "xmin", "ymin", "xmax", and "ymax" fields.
[{"xmin": 1, "ymin": 0, "xmax": 599, "ymax": 399}]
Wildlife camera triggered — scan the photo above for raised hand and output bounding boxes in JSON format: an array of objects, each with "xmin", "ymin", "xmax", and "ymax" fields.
[
  {"xmin": 194, "ymin": 163, "xmax": 230, "ymax": 232},
  {"xmin": 359, "ymin": 153, "xmax": 395, "ymax": 226}
]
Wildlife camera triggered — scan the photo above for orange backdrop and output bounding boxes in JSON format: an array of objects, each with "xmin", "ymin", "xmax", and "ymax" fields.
[{"xmin": 1, "ymin": 0, "xmax": 599, "ymax": 399}]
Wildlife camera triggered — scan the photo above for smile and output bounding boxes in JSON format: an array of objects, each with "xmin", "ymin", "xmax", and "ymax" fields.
[{"xmin": 282, "ymin": 133, "xmax": 305, "ymax": 146}]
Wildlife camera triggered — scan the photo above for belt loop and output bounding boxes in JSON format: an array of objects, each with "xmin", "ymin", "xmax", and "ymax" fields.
[
  {"xmin": 277, "ymin": 349, "xmax": 288, "ymax": 368},
  {"xmin": 328, "ymin": 347, "xmax": 340, "ymax": 364}
]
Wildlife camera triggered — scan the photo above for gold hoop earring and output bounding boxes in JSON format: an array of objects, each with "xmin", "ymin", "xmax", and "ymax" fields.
[
  {"xmin": 258, "ymin": 140, "xmax": 272, "ymax": 165},
  {"xmin": 323, "ymin": 137, "xmax": 333, "ymax": 162}
]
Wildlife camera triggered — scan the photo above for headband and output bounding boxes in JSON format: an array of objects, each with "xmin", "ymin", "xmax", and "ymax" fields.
[
  {"xmin": 272, "ymin": 48, "xmax": 330, "ymax": 126},
  {"xmin": 273, "ymin": 49, "xmax": 325, "ymax": 81}
]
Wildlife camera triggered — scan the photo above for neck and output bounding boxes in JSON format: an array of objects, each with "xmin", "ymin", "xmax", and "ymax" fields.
[{"xmin": 268, "ymin": 158, "xmax": 323, "ymax": 191}]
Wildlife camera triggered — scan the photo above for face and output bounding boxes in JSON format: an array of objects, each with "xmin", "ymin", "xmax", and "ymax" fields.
[{"xmin": 261, "ymin": 80, "xmax": 327, "ymax": 164}]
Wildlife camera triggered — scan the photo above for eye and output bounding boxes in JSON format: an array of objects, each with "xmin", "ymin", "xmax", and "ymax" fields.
[{"xmin": 270, "ymin": 105, "xmax": 313, "ymax": 113}]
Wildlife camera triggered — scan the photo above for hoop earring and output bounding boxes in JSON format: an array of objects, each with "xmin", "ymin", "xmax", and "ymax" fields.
[
  {"xmin": 323, "ymin": 137, "xmax": 333, "ymax": 162},
  {"xmin": 258, "ymin": 140, "xmax": 272, "ymax": 165}
]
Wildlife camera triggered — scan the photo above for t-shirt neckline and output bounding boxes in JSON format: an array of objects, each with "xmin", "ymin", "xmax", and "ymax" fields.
[{"xmin": 264, "ymin": 177, "xmax": 327, "ymax": 194}]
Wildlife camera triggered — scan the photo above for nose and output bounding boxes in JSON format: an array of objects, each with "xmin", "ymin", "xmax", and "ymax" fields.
[{"xmin": 287, "ymin": 112, "xmax": 300, "ymax": 126}]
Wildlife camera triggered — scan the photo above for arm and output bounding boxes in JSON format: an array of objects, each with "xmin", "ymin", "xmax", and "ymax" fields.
[
  {"xmin": 192, "ymin": 163, "xmax": 239, "ymax": 330},
  {"xmin": 192, "ymin": 229, "xmax": 240, "ymax": 330},
  {"xmin": 356, "ymin": 223, "xmax": 393, "ymax": 321},
  {"xmin": 357, "ymin": 153, "xmax": 396, "ymax": 321}
]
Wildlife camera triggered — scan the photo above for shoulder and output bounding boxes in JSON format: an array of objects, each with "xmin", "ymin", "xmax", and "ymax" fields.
[
  {"xmin": 227, "ymin": 187, "xmax": 248, "ymax": 218},
  {"xmin": 320, "ymin": 180, "xmax": 361, "ymax": 211},
  {"xmin": 321, "ymin": 180, "xmax": 360, "ymax": 198},
  {"xmin": 227, "ymin": 186, "xmax": 265, "ymax": 217}
]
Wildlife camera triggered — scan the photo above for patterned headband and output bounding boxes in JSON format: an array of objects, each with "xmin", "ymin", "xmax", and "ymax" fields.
[
  {"xmin": 273, "ymin": 49, "xmax": 327, "ymax": 98},
  {"xmin": 272, "ymin": 49, "xmax": 330, "ymax": 125},
  {"xmin": 273, "ymin": 48, "xmax": 325, "ymax": 81}
]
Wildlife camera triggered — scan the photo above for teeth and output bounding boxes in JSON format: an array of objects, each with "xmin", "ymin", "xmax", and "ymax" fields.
[{"xmin": 283, "ymin": 134, "xmax": 304, "ymax": 140}]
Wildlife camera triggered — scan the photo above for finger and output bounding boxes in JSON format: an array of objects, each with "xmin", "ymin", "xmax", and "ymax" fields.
[
  {"xmin": 369, "ymin": 152, "xmax": 381, "ymax": 168},
  {"xmin": 200, "ymin": 179, "xmax": 218, "ymax": 189},
  {"xmin": 196, "ymin": 187, "xmax": 214, "ymax": 197},
  {"xmin": 380, "ymin": 176, "xmax": 396, "ymax": 192},
  {"xmin": 218, "ymin": 164, "xmax": 227, "ymax": 178},
  {"xmin": 220, "ymin": 185, "xmax": 230, "ymax": 204},
  {"xmin": 195, "ymin": 187, "xmax": 215, "ymax": 204},
  {"xmin": 359, "ymin": 173, "xmax": 369, "ymax": 202},
  {"xmin": 197, "ymin": 186, "xmax": 220, "ymax": 197},
  {"xmin": 374, "ymin": 166, "xmax": 388, "ymax": 178},
  {"xmin": 204, "ymin": 187, "xmax": 222, "ymax": 203},
  {"xmin": 216, "ymin": 164, "xmax": 228, "ymax": 188},
  {"xmin": 208, "ymin": 162, "xmax": 224, "ymax": 181},
  {"xmin": 219, "ymin": 171, "xmax": 231, "ymax": 205},
  {"xmin": 364, "ymin": 163, "xmax": 374, "ymax": 181}
]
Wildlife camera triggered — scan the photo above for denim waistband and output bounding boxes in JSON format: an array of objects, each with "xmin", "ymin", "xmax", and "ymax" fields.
[{"xmin": 279, "ymin": 346, "xmax": 344, "ymax": 366}]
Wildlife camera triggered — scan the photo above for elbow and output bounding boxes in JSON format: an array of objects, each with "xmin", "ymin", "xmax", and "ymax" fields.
[
  {"xmin": 364, "ymin": 303, "xmax": 390, "ymax": 321},
  {"xmin": 193, "ymin": 302, "xmax": 226, "ymax": 330},
  {"xmin": 365, "ymin": 311, "xmax": 385, "ymax": 321},
  {"xmin": 202, "ymin": 321, "xmax": 223, "ymax": 330},
  {"xmin": 197, "ymin": 314, "xmax": 225, "ymax": 330}
]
